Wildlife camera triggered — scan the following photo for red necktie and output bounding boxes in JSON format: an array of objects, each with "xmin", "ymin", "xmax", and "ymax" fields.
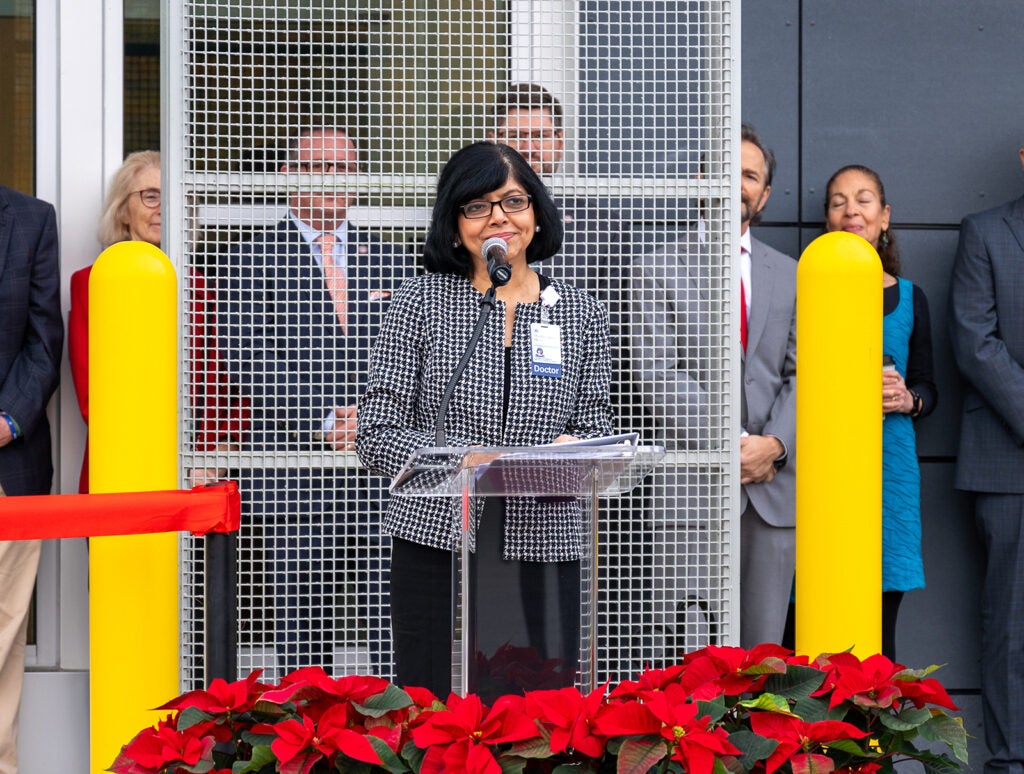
[
  {"xmin": 317, "ymin": 233, "xmax": 347, "ymax": 329},
  {"xmin": 740, "ymin": 277, "xmax": 748, "ymax": 353}
]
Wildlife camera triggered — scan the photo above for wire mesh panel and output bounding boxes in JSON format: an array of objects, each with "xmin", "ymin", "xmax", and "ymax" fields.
[{"xmin": 168, "ymin": 0, "xmax": 738, "ymax": 690}]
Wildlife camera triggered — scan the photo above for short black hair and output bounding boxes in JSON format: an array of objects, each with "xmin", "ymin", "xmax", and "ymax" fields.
[
  {"xmin": 423, "ymin": 142, "xmax": 564, "ymax": 276},
  {"xmin": 741, "ymin": 123, "xmax": 776, "ymax": 188},
  {"xmin": 494, "ymin": 83, "xmax": 564, "ymax": 131}
]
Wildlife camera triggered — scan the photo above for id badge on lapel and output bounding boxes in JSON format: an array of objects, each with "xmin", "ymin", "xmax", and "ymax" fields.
[{"xmin": 530, "ymin": 322, "xmax": 562, "ymax": 378}]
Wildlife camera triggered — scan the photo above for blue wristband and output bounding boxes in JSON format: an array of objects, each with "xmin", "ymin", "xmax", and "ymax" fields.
[{"xmin": 1, "ymin": 413, "xmax": 18, "ymax": 440}]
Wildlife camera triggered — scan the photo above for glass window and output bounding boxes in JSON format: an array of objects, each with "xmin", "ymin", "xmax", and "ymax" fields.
[{"xmin": 0, "ymin": 0, "xmax": 36, "ymax": 192}]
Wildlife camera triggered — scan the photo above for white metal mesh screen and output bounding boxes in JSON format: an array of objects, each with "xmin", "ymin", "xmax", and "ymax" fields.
[{"xmin": 168, "ymin": 0, "xmax": 738, "ymax": 689}]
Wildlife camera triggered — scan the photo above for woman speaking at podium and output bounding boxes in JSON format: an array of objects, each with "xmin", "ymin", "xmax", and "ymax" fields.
[{"xmin": 357, "ymin": 141, "xmax": 613, "ymax": 697}]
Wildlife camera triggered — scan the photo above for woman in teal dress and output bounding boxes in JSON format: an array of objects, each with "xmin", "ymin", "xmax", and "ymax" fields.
[{"xmin": 824, "ymin": 164, "xmax": 937, "ymax": 660}]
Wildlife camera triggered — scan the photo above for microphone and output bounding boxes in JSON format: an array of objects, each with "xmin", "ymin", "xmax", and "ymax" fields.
[{"xmin": 482, "ymin": 237, "xmax": 512, "ymax": 286}]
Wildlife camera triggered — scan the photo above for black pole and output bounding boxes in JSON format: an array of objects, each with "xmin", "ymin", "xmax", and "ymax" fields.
[{"xmin": 205, "ymin": 530, "xmax": 238, "ymax": 682}]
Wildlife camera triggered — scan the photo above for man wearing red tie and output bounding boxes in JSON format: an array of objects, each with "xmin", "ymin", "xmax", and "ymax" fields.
[
  {"xmin": 218, "ymin": 126, "xmax": 414, "ymax": 674},
  {"xmin": 631, "ymin": 124, "xmax": 796, "ymax": 653},
  {"xmin": 735, "ymin": 125, "xmax": 797, "ymax": 647}
]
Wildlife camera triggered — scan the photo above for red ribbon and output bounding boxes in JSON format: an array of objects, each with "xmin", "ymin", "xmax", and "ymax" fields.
[{"xmin": 0, "ymin": 482, "xmax": 240, "ymax": 540}]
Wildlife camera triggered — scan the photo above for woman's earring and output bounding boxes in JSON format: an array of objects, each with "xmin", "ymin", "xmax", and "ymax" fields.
[
  {"xmin": 535, "ymin": 225, "xmax": 541, "ymax": 233},
  {"xmin": 880, "ymin": 230, "xmax": 890, "ymax": 248},
  {"xmin": 453, "ymin": 239, "xmax": 461, "ymax": 248}
]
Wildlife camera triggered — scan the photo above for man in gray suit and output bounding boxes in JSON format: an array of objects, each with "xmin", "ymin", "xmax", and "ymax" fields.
[
  {"xmin": 633, "ymin": 124, "xmax": 796, "ymax": 650},
  {"xmin": 948, "ymin": 142, "xmax": 1024, "ymax": 774}
]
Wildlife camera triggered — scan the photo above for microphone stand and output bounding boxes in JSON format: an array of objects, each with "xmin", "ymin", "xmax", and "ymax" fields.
[{"xmin": 434, "ymin": 283, "xmax": 500, "ymax": 447}]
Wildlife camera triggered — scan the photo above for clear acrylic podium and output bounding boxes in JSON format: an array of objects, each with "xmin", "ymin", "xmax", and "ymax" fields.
[{"xmin": 390, "ymin": 442, "xmax": 664, "ymax": 700}]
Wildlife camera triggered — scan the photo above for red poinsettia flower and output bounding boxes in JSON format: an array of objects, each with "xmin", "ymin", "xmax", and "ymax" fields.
[
  {"xmin": 525, "ymin": 684, "xmax": 609, "ymax": 758},
  {"xmin": 893, "ymin": 668, "xmax": 958, "ymax": 710},
  {"xmin": 412, "ymin": 693, "xmax": 540, "ymax": 774},
  {"xmin": 835, "ymin": 761, "xmax": 882, "ymax": 774},
  {"xmin": 644, "ymin": 686, "xmax": 741, "ymax": 774},
  {"xmin": 596, "ymin": 684, "xmax": 738, "ymax": 774},
  {"xmin": 593, "ymin": 697, "xmax": 660, "ymax": 737},
  {"xmin": 404, "ymin": 684, "xmax": 443, "ymax": 709},
  {"xmin": 312, "ymin": 701, "xmax": 385, "ymax": 765},
  {"xmin": 750, "ymin": 711, "xmax": 869, "ymax": 774},
  {"xmin": 251, "ymin": 714, "xmax": 330, "ymax": 774},
  {"xmin": 608, "ymin": 664, "xmax": 686, "ymax": 701},
  {"xmin": 113, "ymin": 724, "xmax": 216, "ymax": 774},
  {"xmin": 679, "ymin": 644, "xmax": 790, "ymax": 699},
  {"xmin": 817, "ymin": 653, "xmax": 903, "ymax": 710},
  {"xmin": 475, "ymin": 643, "xmax": 570, "ymax": 693},
  {"xmin": 363, "ymin": 722, "xmax": 405, "ymax": 754},
  {"xmin": 158, "ymin": 669, "xmax": 268, "ymax": 715},
  {"xmin": 260, "ymin": 666, "xmax": 392, "ymax": 710}
]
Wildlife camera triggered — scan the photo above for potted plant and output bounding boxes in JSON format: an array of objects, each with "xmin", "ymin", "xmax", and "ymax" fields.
[{"xmin": 109, "ymin": 644, "xmax": 967, "ymax": 774}]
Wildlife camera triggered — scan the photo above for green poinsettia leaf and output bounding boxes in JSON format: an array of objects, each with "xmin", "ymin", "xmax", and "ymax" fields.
[
  {"xmin": 400, "ymin": 739, "xmax": 426, "ymax": 772},
  {"xmin": 364, "ymin": 735, "xmax": 411, "ymax": 773},
  {"xmin": 726, "ymin": 729, "xmax": 779, "ymax": 769},
  {"xmin": 616, "ymin": 737, "xmax": 667, "ymax": 774},
  {"xmin": 894, "ymin": 663, "xmax": 945, "ymax": 681},
  {"xmin": 737, "ymin": 692, "xmax": 795, "ymax": 714},
  {"xmin": 233, "ymin": 744, "xmax": 276, "ymax": 773},
  {"xmin": 741, "ymin": 657, "xmax": 789, "ymax": 676},
  {"xmin": 919, "ymin": 713, "xmax": 969, "ymax": 764},
  {"xmin": 334, "ymin": 761, "xmax": 376, "ymax": 774},
  {"xmin": 697, "ymin": 695, "xmax": 731, "ymax": 723},
  {"xmin": 175, "ymin": 706, "xmax": 215, "ymax": 732},
  {"xmin": 763, "ymin": 665, "xmax": 828, "ymax": 700},
  {"xmin": 822, "ymin": 738, "xmax": 867, "ymax": 756},
  {"xmin": 353, "ymin": 684, "xmax": 415, "ymax": 718},
  {"xmin": 916, "ymin": 750, "xmax": 967, "ymax": 774},
  {"xmin": 721, "ymin": 754, "xmax": 748, "ymax": 774},
  {"xmin": 505, "ymin": 736, "xmax": 554, "ymax": 759},
  {"xmin": 877, "ymin": 705, "xmax": 932, "ymax": 732},
  {"xmin": 791, "ymin": 695, "xmax": 847, "ymax": 723},
  {"xmin": 713, "ymin": 758, "xmax": 733, "ymax": 774},
  {"xmin": 498, "ymin": 756, "xmax": 528, "ymax": 774},
  {"xmin": 239, "ymin": 730, "xmax": 277, "ymax": 748}
]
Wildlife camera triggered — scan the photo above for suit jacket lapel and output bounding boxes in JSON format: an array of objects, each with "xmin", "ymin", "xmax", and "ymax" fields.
[
  {"xmin": 1005, "ymin": 195, "xmax": 1024, "ymax": 254},
  {"xmin": 746, "ymin": 239, "xmax": 774, "ymax": 357}
]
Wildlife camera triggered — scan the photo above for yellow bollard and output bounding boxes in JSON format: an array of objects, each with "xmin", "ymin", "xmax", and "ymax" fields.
[
  {"xmin": 795, "ymin": 231, "xmax": 882, "ymax": 658},
  {"xmin": 88, "ymin": 241, "xmax": 179, "ymax": 773}
]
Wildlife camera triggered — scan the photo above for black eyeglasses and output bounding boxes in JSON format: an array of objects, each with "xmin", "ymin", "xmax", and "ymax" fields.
[
  {"xmin": 132, "ymin": 189, "xmax": 161, "ymax": 208},
  {"xmin": 459, "ymin": 194, "xmax": 533, "ymax": 219}
]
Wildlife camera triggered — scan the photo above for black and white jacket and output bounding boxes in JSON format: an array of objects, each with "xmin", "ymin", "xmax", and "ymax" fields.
[{"xmin": 356, "ymin": 272, "xmax": 613, "ymax": 561}]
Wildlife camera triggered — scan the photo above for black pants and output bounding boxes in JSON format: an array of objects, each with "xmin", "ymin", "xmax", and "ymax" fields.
[{"xmin": 389, "ymin": 502, "xmax": 581, "ymax": 700}]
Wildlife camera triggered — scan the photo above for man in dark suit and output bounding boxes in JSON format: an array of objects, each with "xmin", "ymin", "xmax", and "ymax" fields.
[
  {"xmin": 488, "ymin": 85, "xmax": 650, "ymax": 663},
  {"xmin": 489, "ymin": 83, "xmax": 630, "ymax": 299},
  {"xmin": 632, "ymin": 125, "xmax": 796, "ymax": 650},
  {"xmin": 948, "ymin": 143, "xmax": 1024, "ymax": 774},
  {"xmin": 219, "ymin": 127, "xmax": 412, "ymax": 676},
  {"xmin": 0, "ymin": 185, "xmax": 63, "ymax": 771}
]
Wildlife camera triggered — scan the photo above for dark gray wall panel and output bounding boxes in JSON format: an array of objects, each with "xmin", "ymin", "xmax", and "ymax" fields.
[
  {"xmin": 741, "ymin": 1, "xmax": 800, "ymax": 224},
  {"xmin": 748, "ymin": 224, "xmax": 801, "ymax": 260},
  {"xmin": 898, "ymin": 463, "xmax": 981, "ymax": 688},
  {"xmin": 801, "ymin": 0, "xmax": 1024, "ymax": 224}
]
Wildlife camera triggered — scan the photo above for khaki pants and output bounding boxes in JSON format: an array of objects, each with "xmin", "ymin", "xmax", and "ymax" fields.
[{"xmin": 0, "ymin": 537, "xmax": 41, "ymax": 774}]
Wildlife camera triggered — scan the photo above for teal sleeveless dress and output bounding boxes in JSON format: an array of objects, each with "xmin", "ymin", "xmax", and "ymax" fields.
[{"xmin": 882, "ymin": 278, "xmax": 925, "ymax": 592}]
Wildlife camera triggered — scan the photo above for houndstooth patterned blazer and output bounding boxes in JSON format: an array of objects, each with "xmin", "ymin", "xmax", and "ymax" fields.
[{"xmin": 357, "ymin": 271, "xmax": 613, "ymax": 561}]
